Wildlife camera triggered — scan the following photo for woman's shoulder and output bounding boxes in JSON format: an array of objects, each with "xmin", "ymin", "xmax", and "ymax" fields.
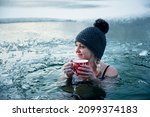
[
  {"xmin": 106, "ymin": 65, "xmax": 118, "ymax": 78},
  {"xmin": 100, "ymin": 62, "xmax": 118, "ymax": 78}
]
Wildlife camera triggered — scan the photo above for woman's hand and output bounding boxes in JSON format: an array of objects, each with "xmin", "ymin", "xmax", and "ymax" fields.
[
  {"xmin": 77, "ymin": 65, "xmax": 101, "ymax": 84},
  {"xmin": 63, "ymin": 61, "xmax": 74, "ymax": 78},
  {"xmin": 77, "ymin": 65, "xmax": 96, "ymax": 80}
]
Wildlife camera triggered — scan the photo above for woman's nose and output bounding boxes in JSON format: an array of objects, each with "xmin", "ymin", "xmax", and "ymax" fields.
[{"xmin": 75, "ymin": 46, "xmax": 80, "ymax": 53}]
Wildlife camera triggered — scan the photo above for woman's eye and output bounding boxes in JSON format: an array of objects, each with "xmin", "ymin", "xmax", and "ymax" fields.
[{"xmin": 80, "ymin": 45, "xmax": 85, "ymax": 48}]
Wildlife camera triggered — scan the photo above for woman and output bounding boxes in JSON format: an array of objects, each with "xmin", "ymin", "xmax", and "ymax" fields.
[{"xmin": 62, "ymin": 18, "xmax": 118, "ymax": 99}]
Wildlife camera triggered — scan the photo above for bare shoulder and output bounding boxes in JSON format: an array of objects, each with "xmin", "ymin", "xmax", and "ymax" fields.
[
  {"xmin": 105, "ymin": 65, "xmax": 118, "ymax": 78},
  {"xmin": 100, "ymin": 62, "xmax": 118, "ymax": 78}
]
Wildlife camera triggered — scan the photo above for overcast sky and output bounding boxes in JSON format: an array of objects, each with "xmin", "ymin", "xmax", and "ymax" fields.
[{"xmin": 0, "ymin": 0, "xmax": 150, "ymax": 20}]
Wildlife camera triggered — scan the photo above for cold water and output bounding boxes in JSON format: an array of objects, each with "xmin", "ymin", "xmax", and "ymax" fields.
[{"xmin": 0, "ymin": 0, "xmax": 150, "ymax": 99}]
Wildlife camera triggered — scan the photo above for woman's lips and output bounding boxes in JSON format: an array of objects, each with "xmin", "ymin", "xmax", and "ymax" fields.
[{"xmin": 76, "ymin": 53, "xmax": 82, "ymax": 58}]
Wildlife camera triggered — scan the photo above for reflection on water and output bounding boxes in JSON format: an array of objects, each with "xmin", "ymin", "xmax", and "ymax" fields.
[{"xmin": 0, "ymin": 17, "xmax": 150, "ymax": 99}]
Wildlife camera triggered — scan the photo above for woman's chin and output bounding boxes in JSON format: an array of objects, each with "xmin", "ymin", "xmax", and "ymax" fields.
[
  {"xmin": 77, "ymin": 55, "xmax": 87, "ymax": 60},
  {"xmin": 77, "ymin": 56, "xmax": 84, "ymax": 59},
  {"xmin": 78, "ymin": 57, "xmax": 86, "ymax": 60},
  {"xmin": 76, "ymin": 55, "xmax": 82, "ymax": 59}
]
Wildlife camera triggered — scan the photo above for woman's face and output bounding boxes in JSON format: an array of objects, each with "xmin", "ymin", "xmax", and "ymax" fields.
[{"xmin": 75, "ymin": 42, "xmax": 94, "ymax": 61}]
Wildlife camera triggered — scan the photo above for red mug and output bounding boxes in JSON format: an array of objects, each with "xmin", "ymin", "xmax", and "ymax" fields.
[{"xmin": 73, "ymin": 59, "xmax": 88, "ymax": 75}]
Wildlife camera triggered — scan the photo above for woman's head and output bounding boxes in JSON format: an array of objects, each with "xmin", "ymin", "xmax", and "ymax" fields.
[
  {"xmin": 75, "ymin": 18, "xmax": 109, "ymax": 60},
  {"xmin": 75, "ymin": 42, "xmax": 95, "ymax": 61}
]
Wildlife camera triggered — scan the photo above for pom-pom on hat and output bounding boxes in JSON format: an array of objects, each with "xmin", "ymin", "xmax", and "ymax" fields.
[{"xmin": 75, "ymin": 18, "xmax": 109, "ymax": 59}]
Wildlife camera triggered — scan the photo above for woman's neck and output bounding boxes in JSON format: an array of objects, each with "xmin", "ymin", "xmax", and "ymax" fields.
[{"xmin": 89, "ymin": 60, "xmax": 101, "ymax": 77}]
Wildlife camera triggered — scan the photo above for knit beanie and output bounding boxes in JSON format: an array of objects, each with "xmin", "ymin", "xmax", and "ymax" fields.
[{"xmin": 75, "ymin": 18, "xmax": 109, "ymax": 59}]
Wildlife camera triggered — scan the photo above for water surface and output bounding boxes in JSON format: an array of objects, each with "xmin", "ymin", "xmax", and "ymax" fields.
[{"xmin": 0, "ymin": 0, "xmax": 150, "ymax": 100}]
